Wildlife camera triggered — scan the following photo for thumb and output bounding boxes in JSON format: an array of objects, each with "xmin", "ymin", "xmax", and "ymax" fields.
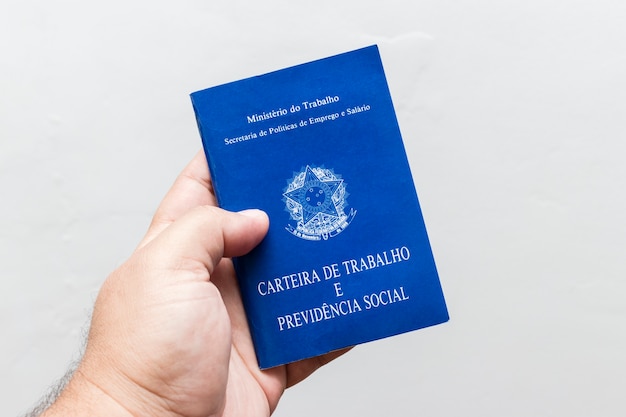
[{"xmin": 140, "ymin": 206, "xmax": 269, "ymax": 280}]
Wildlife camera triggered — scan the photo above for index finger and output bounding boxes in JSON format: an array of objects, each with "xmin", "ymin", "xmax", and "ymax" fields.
[{"xmin": 138, "ymin": 150, "xmax": 217, "ymax": 249}]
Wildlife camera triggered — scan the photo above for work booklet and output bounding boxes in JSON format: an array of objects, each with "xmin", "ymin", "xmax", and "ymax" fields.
[{"xmin": 191, "ymin": 45, "xmax": 448, "ymax": 369}]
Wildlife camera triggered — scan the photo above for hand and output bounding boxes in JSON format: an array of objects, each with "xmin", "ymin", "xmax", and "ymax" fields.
[{"xmin": 42, "ymin": 152, "xmax": 347, "ymax": 417}]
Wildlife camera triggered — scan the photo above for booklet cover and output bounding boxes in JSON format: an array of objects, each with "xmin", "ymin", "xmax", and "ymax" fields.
[{"xmin": 190, "ymin": 45, "xmax": 448, "ymax": 369}]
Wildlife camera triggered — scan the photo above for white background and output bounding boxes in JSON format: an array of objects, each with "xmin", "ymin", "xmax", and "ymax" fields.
[{"xmin": 2, "ymin": 1, "xmax": 626, "ymax": 416}]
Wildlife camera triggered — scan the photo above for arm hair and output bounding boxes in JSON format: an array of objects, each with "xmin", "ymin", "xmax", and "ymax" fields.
[{"xmin": 20, "ymin": 317, "xmax": 90, "ymax": 417}]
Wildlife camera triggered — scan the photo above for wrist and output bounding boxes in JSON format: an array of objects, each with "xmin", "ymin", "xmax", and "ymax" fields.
[{"xmin": 41, "ymin": 368, "xmax": 135, "ymax": 417}]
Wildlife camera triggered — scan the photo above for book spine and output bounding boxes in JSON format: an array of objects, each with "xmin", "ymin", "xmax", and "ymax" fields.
[{"xmin": 191, "ymin": 97, "xmax": 225, "ymax": 207}]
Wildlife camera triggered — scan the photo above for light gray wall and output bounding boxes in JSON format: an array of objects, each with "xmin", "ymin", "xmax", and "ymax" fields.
[{"xmin": 3, "ymin": 1, "xmax": 625, "ymax": 416}]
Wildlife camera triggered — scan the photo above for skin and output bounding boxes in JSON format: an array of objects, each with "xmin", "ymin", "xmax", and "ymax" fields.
[{"xmin": 41, "ymin": 151, "xmax": 348, "ymax": 417}]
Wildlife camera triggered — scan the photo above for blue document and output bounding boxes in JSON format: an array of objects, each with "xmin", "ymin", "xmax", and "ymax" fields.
[{"xmin": 191, "ymin": 45, "xmax": 448, "ymax": 369}]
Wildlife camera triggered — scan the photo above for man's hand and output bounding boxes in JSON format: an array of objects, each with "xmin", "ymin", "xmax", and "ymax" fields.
[{"xmin": 42, "ymin": 152, "xmax": 347, "ymax": 417}]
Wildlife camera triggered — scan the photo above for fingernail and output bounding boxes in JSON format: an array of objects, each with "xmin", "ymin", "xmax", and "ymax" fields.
[{"xmin": 237, "ymin": 208, "xmax": 266, "ymax": 218}]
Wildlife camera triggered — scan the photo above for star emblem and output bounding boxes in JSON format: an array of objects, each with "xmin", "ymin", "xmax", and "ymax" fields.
[{"xmin": 283, "ymin": 166, "xmax": 343, "ymax": 225}]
